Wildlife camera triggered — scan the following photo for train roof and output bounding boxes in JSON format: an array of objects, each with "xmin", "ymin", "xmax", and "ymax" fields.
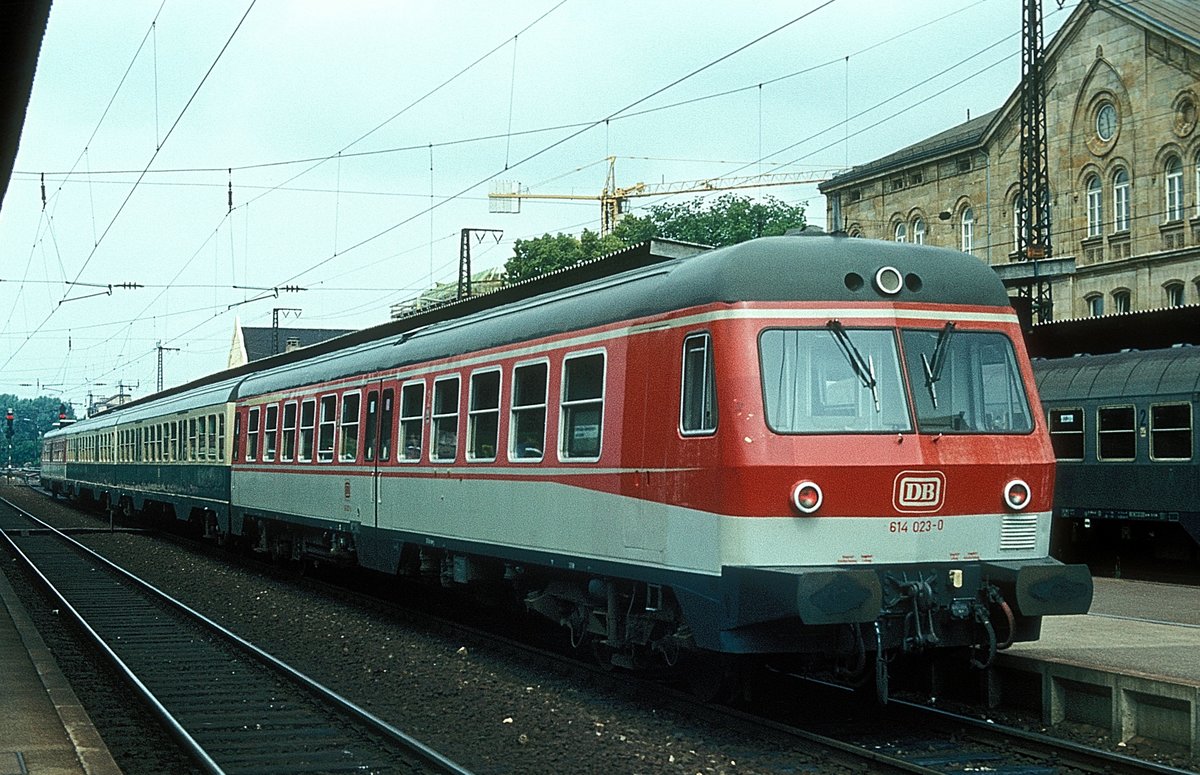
[
  {"xmin": 1033, "ymin": 345, "xmax": 1200, "ymax": 401},
  {"xmin": 237, "ymin": 235, "xmax": 1011, "ymax": 398},
  {"xmin": 45, "ymin": 375, "xmax": 245, "ymax": 439},
  {"xmin": 50, "ymin": 235, "xmax": 1014, "ymax": 428}
]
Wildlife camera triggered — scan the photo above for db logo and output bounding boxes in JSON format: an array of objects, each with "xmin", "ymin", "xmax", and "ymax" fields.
[{"xmin": 893, "ymin": 471, "xmax": 945, "ymax": 513}]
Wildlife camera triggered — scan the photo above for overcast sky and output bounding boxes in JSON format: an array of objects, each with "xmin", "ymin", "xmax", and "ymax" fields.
[{"xmin": 0, "ymin": 0, "xmax": 1072, "ymax": 409}]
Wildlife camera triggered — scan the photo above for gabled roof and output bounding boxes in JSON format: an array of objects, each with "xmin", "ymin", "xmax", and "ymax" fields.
[
  {"xmin": 819, "ymin": 110, "xmax": 999, "ymax": 191},
  {"xmin": 820, "ymin": 0, "xmax": 1198, "ymax": 193},
  {"xmin": 1109, "ymin": 0, "xmax": 1199, "ymax": 50},
  {"xmin": 239, "ymin": 326, "xmax": 355, "ymax": 362}
]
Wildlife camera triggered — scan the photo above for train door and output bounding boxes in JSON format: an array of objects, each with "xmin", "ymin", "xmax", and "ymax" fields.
[{"xmin": 362, "ymin": 381, "xmax": 395, "ymax": 527}]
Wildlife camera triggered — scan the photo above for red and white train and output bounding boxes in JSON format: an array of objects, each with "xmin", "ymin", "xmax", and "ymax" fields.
[{"xmin": 42, "ymin": 234, "xmax": 1092, "ymax": 696}]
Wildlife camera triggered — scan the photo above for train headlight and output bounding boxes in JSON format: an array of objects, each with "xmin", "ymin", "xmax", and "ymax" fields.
[
  {"xmin": 1003, "ymin": 479, "xmax": 1031, "ymax": 511},
  {"xmin": 791, "ymin": 481, "xmax": 823, "ymax": 515}
]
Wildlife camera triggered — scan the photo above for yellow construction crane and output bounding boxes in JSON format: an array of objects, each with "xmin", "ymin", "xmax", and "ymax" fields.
[{"xmin": 489, "ymin": 156, "xmax": 842, "ymax": 235}]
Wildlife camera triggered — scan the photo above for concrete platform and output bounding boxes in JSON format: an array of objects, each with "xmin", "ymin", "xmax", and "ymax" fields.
[
  {"xmin": 0, "ymin": 569, "xmax": 120, "ymax": 775},
  {"xmin": 997, "ymin": 577, "xmax": 1200, "ymax": 756}
]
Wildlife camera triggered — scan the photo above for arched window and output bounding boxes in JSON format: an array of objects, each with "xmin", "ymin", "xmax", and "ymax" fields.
[
  {"xmin": 894, "ymin": 222, "xmax": 907, "ymax": 243},
  {"xmin": 1112, "ymin": 289, "xmax": 1131, "ymax": 314},
  {"xmin": 1012, "ymin": 193, "xmax": 1024, "ymax": 253},
  {"xmin": 1165, "ymin": 281, "xmax": 1184, "ymax": 308},
  {"xmin": 1086, "ymin": 294, "xmax": 1104, "ymax": 317},
  {"xmin": 960, "ymin": 207, "xmax": 975, "ymax": 255},
  {"xmin": 912, "ymin": 217, "xmax": 926, "ymax": 245},
  {"xmin": 1113, "ymin": 168, "xmax": 1130, "ymax": 232},
  {"xmin": 1086, "ymin": 174, "xmax": 1102, "ymax": 237},
  {"xmin": 1195, "ymin": 151, "xmax": 1200, "ymax": 217},
  {"xmin": 1165, "ymin": 156, "xmax": 1183, "ymax": 222}
]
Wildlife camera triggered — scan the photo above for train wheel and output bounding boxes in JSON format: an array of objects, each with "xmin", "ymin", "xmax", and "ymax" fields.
[
  {"xmin": 682, "ymin": 653, "xmax": 738, "ymax": 703},
  {"xmin": 591, "ymin": 641, "xmax": 616, "ymax": 671}
]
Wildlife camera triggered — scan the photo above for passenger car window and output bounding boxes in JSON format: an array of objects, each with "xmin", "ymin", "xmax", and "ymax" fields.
[
  {"xmin": 318, "ymin": 395, "xmax": 337, "ymax": 462},
  {"xmin": 431, "ymin": 377, "xmax": 460, "ymax": 462},
  {"xmin": 246, "ymin": 408, "xmax": 259, "ymax": 462},
  {"xmin": 280, "ymin": 402, "xmax": 297, "ymax": 461},
  {"xmin": 298, "ymin": 399, "xmax": 316, "ymax": 462},
  {"xmin": 510, "ymin": 362, "xmax": 548, "ymax": 461},
  {"xmin": 468, "ymin": 369, "xmax": 501, "ymax": 461},
  {"xmin": 340, "ymin": 392, "xmax": 361, "ymax": 462},
  {"xmin": 681, "ymin": 333, "xmax": 717, "ymax": 434},
  {"xmin": 1097, "ymin": 405, "xmax": 1135, "ymax": 460},
  {"xmin": 1150, "ymin": 403, "xmax": 1191, "ymax": 461},
  {"xmin": 400, "ymin": 382, "xmax": 425, "ymax": 462},
  {"xmin": 263, "ymin": 405, "xmax": 279, "ymax": 462},
  {"xmin": 1048, "ymin": 408, "xmax": 1084, "ymax": 460},
  {"xmin": 561, "ymin": 353, "xmax": 604, "ymax": 459}
]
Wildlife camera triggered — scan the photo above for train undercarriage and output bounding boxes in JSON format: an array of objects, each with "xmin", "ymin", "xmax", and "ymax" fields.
[{"xmin": 67, "ymin": 494, "xmax": 1086, "ymax": 705}]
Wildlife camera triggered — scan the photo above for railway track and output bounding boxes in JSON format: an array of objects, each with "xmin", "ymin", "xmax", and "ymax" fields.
[
  {"xmin": 0, "ymin": 495, "xmax": 472, "ymax": 775},
  {"xmin": 760, "ymin": 674, "xmax": 1197, "ymax": 775},
  {"xmin": 7, "ymin": 486, "xmax": 1197, "ymax": 775}
]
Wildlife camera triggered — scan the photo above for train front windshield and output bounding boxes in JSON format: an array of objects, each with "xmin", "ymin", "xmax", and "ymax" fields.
[{"xmin": 759, "ymin": 325, "xmax": 1033, "ymax": 435}]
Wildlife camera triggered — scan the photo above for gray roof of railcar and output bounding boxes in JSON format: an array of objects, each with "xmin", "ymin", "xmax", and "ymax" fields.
[
  {"xmin": 238, "ymin": 235, "xmax": 1011, "ymax": 397},
  {"xmin": 45, "ymin": 376, "xmax": 245, "ymax": 438},
  {"xmin": 1034, "ymin": 346, "xmax": 1200, "ymax": 402}
]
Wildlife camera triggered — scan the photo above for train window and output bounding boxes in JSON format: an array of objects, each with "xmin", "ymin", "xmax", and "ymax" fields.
[
  {"xmin": 468, "ymin": 369, "xmax": 501, "ymax": 462},
  {"xmin": 231, "ymin": 413, "xmax": 240, "ymax": 463},
  {"xmin": 1150, "ymin": 403, "xmax": 1192, "ymax": 461},
  {"xmin": 900, "ymin": 328, "xmax": 1032, "ymax": 434},
  {"xmin": 379, "ymin": 388, "xmax": 394, "ymax": 462},
  {"xmin": 1097, "ymin": 405, "xmax": 1136, "ymax": 460},
  {"xmin": 760, "ymin": 328, "xmax": 910, "ymax": 433},
  {"xmin": 246, "ymin": 408, "xmax": 260, "ymax": 462},
  {"xmin": 281, "ymin": 402, "xmax": 297, "ymax": 462},
  {"xmin": 264, "ymin": 405, "xmax": 279, "ymax": 462},
  {"xmin": 431, "ymin": 376, "xmax": 460, "ymax": 462},
  {"xmin": 1048, "ymin": 408, "xmax": 1084, "ymax": 460},
  {"xmin": 364, "ymin": 391, "xmax": 379, "ymax": 463},
  {"xmin": 298, "ymin": 399, "xmax": 316, "ymax": 462},
  {"xmin": 510, "ymin": 361, "xmax": 548, "ymax": 461},
  {"xmin": 340, "ymin": 392, "xmax": 361, "ymax": 462},
  {"xmin": 318, "ymin": 395, "xmax": 337, "ymax": 462},
  {"xmin": 217, "ymin": 415, "xmax": 226, "ymax": 461},
  {"xmin": 681, "ymin": 333, "xmax": 717, "ymax": 435},
  {"xmin": 199, "ymin": 416, "xmax": 209, "ymax": 461},
  {"xmin": 561, "ymin": 352, "xmax": 605, "ymax": 460},
  {"xmin": 400, "ymin": 381, "xmax": 425, "ymax": 462},
  {"xmin": 189, "ymin": 419, "xmax": 198, "ymax": 461}
]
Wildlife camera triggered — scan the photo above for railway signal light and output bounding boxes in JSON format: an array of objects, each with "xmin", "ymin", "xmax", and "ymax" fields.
[{"xmin": 5, "ymin": 409, "xmax": 12, "ymax": 439}]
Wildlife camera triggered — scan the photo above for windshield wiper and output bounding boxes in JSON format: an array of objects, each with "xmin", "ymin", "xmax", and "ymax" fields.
[
  {"xmin": 825, "ymin": 320, "xmax": 880, "ymax": 413},
  {"xmin": 920, "ymin": 321, "xmax": 956, "ymax": 409}
]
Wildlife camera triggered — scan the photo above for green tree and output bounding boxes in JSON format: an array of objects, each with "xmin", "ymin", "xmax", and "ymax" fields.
[
  {"xmin": 634, "ymin": 192, "xmax": 806, "ymax": 247},
  {"xmin": 505, "ymin": 229, "xmax": 626, "ymax": 285},
  {"xmin": 1, "ymin": 395, "xmax": 73, "ymax": 468},
  {"xmin": 503, "ymin": 193, "xmax": 806, "ymax": 282}
]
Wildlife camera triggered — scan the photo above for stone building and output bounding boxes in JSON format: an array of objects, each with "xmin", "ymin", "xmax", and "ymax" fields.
[{"xmin": 819, "ymin": 0, "xmax": 1199, "ymax": 321}]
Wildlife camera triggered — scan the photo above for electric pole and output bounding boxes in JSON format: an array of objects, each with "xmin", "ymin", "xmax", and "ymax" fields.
[
  {"xmin": 272, "ymin": 308, "xmax": 302, "ymax": 355},
  {"xmin": 458, "ymin": 228, "xmax": 503, "ymax": 300},
  {"xmin": 1016, "ymin": 0, "xmax": 1055, "ymax": 323},
  {"xmin": 156, "ymin": 340, "xmax": 180, "ymax": 393}
]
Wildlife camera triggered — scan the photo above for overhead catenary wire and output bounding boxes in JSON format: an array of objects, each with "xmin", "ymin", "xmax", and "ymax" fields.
[
  {"xmin": 0, "ymin": 0, "xmax": 259, "ymax": 376},
  {"xmin": 12, "ymin": 0, "xmax": 1062, "ymax": 400}
]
